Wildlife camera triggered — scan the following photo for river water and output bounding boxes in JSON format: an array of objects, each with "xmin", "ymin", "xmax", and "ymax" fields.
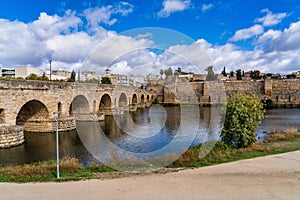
[{"xmin": 0, "ymin": 107, "xmax": 299, "ymax": 166}]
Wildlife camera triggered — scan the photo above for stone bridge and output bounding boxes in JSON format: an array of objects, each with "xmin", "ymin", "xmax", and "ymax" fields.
[{"xmin": 0, "ymin": 79, "xmax": 155, "ymax": 135}]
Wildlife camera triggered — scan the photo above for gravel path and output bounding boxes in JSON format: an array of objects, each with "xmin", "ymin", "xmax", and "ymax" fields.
[{"xmin": 1, "ymin": 151, "xmax": 300, "ymax": 200}]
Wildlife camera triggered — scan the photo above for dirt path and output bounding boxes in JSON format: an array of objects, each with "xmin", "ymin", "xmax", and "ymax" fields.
[{"xmin": 1, "ymin": 151, "xmax": 300, "ymax": 200}]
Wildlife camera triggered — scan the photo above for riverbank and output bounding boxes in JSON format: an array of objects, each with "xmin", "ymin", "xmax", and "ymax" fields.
[
  {"xmin": 0, "ymin": 130, "xmax": 299, "ymax": 183},
  {"xmin": 1, "ymin": 150, "xmax": 299, "ymax": 200}
]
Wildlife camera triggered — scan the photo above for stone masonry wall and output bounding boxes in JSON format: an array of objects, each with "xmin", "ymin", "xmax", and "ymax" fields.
[
  {"xmin": 224, "ymin": 80, "xmax": 265, "ymax": 98},
  {"xmin": 266, "ymin": 79, "xmax": 300, "ymax": 105},
  {"xmin": 152, "ymin": 79, "xmax": 300, "ymax": 106},
  {"xmin": 0, "ymin": 125, "xmax": 24, "ymax": 148}
]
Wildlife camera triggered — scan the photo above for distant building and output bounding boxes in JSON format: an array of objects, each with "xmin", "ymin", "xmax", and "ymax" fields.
[
  {"xmin": 15, "ymin": 66, "xmax": 44, "ymax": 78},
  {"xmin": 178, "ymin": 71, "xmax": 194, "ymax": 81},
  {"xmin": 145, "ymin": 73, "xmax": 160, "ymax": 85},
  {"xmin": 1, "ymin": 68, "xmax": 15, "ymax": 77},
  {"xmin": 192, "ymin": 74, "xmax": 206, "ymax": 82},
  {"xmin": 129, "ymin": 75, "xmax": 145, "ymax": 87},
  {"xmin": 81, "ymin": 71, "xmax": 97, "ymax": 81},
  {"xmin": 103, "ymin": 68, "xmax": 129, "ymax": 86},
  {"xmin": 52, "ymin": 70, "xmax": 71, "ymax": 78}
]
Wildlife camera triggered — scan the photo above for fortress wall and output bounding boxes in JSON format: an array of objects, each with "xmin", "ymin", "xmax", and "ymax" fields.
[
  {"xmin": 266, "ymin": 79, "xmax": 300, "ymax": 105},
  {"xmin": 150, "ymin": 78, "xmax": 300, "ymax": 106}
]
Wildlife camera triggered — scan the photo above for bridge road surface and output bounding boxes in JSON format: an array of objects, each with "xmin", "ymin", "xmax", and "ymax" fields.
[{"xmin": 1, "ymin": 151, "xmax": 300, "ymax": 200}]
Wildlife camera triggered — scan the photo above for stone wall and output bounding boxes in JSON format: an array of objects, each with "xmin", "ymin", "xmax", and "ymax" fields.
[
  {"xmin": 21, "ymin": 117, "xmax": 76, "ymax": 132},
  {"xmin": 147, "ymin": 84, "xmax": 165, "ymax": 103},
  {"xmin": 55, "ymin": 117, "xmax": 76, "ymax": 132},
  {"xmin": 150, "ymin": 78, "xmax": 300, "ymax": 106},
  {"xmin": 224, "ymin": 80, "xmax": 265, "ymax": 97},
  {"xmin": 0, "ymin": 125, "xmax": 24, "ymax": 148},
  {"xmin": 265, "ymin": 79, "xmax": 300, "ymax": 106}
]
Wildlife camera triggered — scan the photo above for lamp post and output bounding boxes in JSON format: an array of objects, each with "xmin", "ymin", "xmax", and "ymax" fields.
[
  {"xmin": 53, "ymin": 112, "xmax": 60, "ymax": 178},
  {"xmin": 49, "ymin": 60, "xmax": 52, "ymax": 81}
]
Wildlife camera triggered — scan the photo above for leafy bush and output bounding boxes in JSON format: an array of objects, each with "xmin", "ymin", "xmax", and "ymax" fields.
[
  {"xmin": 26, "ymin": 73, "xmax": 49, "ymax": 81},
  {"xmin": 101, "ymin": 77, "xmax": 112, "ymax": 84},
  {"xmin": 221, "ymin": 93, "xmax": 265, "ymax": 148}
]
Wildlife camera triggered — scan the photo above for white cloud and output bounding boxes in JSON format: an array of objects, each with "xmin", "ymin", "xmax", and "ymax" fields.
[
  {"xmin": 152, "ymin": 22, "xmax": 300, "ymax": 74},
  {"xmin": 83, "ymin": 2, "xmax": 134, "ymax": 27},
  {"xmin": 263, "ymin": 21, "xmax": 300, "ymax": 52},
  {"xmin": 0, "ymin": 19, "xmax": 50, "ymax": 66},
  {"xmin": 29, "ymin": 11, "xmax": 82, "ymax": 40},
  {"xmin": 115, "ymin": 2, "xmax": 134, "ymax": 16},
  {"xmin": 82, "ymin": 35, "xmax": 155, "ymax": 74},
  {"xmin": 0, "ymin": 3, "xmax": 134, "ymax": 70},
  {"xmin": 158, "ymin": 0, "xmax": 191, "ymax": 18},
  {"xmin": 255, "ymin": 9, "xmax": 287, "ymax": 27},
  {"xmin": 256, "ymin": 29, "xmax": 282, "ymax": 45},
  {"xmin": 0, "ymin": 6, "xmax": 299, "ymax": 75},
  {"xmin": 0, "ymin": 10, "xmax": 110, "ymax": 69},
  {"xmin": 229, "ymin": 24, "xmax": 264, "ymax": 42},
  {"xmin": 160, "ymin": 41, "xmax": 214, "ymax": 74},
  {"xmin": 46, "ymin": 32, "xmax": 97, "ymax": 63},
  {"xmin": 202, "ymin": 4, "xmax": 213, "ymax": 12}
]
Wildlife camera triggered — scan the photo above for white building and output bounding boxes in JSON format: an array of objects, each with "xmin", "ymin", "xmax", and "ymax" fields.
[
  {"xmin": 129, "ymin": 75, "xmax": 145, "ymax": 87},
  {"xmin": 102, "ymin": 68, "xmax": 129, "ymax": 86},
  {"xmin": 0, "ymin": 68, "xmax": 15, "ymax": 77},
  {"xmin": 15, "ymin": 66, "xmax": 44, "ymax": 78}
]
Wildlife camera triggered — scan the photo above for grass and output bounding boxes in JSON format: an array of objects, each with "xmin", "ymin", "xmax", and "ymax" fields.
[
  {"xmin": 0, "ymin": 158, "xmax": 117, "ymax": 183},
  {"xmin": 0, "ymin": 130, "xmax": 299, "ymax": 183},
  {"xmin": 171, "ymin": 130, "xmax": 300, "ymax": 168}
]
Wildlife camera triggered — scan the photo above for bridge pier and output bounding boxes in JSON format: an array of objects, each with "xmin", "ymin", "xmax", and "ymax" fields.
[
  {"xmin": 129, "ymin": 104, "xmax": 138, "ymax": 112},
  {"xmin": 0, "ymin": 125, "xmax": 24, "ymax": 148}
]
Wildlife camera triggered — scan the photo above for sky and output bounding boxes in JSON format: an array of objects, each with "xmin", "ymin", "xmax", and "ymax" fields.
[{"xmin": 0, "ymin": 0, "xmax": 300, "ymax": 75}]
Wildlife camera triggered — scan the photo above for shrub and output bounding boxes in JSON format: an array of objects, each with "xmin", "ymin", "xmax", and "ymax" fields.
[
  {"xmin": 101, "ymin": 77, "xmax": 112, "ymax": 84},
  {"xmin": 221, "ymin": 93, "xmax": 265, "ymax": 148}
]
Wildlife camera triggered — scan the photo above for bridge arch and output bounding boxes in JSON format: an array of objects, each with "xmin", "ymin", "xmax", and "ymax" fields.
[
  {"xmin": 119, "ymin": 93, "xmax": 128, "ymax": 107},
  {"xmin": 69, "ymin": 95, "xmax": 90, "ymax": 115},
  {"xmin": 141, "ymin": 94, "xmax": 145, "ymax": 103},
  {"xmin": 132, "ymin": 93, "xmax": 138, "ymax": 104},
  {"xmin": 16, "ymin": 100, "xmax": 50, "ymax": 128},
  {"xmin": 57, "ymin": 102, "xmax": 62, "ymax": 113},
  {"xmin": 99, "ymin": 94, "xmax": 112, "ymax": 111},
  {"xmin": 0, "ymin": 108, "xmax": 5, "ymax": 124}
]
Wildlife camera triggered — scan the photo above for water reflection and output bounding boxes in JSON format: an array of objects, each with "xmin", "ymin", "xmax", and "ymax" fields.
[
  {"xmin": 0, "ymin": 131, "xmax": 91, "ymax": 166},
  {"xmin": 0, "ymin": 107, "xmax": 299, "ymax": 166}
]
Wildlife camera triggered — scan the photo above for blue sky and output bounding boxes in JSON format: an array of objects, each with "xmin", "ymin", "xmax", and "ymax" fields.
[{"xmin": 0, "ymin": 0, "xmax": 300, "ymax": 74}]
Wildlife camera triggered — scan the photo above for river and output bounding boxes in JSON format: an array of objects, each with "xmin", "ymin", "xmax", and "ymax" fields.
[{"xmin": 0, "ymin": 107, "xmax": 299, "ymax": 166}]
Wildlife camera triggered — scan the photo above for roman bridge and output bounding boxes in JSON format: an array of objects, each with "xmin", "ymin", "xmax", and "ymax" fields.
[{"xmin": 0, "ymin": 79, "xmax": 155, "ymax": 135}]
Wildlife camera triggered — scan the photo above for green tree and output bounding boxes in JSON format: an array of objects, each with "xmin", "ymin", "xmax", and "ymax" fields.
[
  {"xmin": 164, "ymin": 67, "xmax": 173, "ymax": 77},
  {"xmin": 86, "ymin": 78, "xmax": 100, "ymax": 84},
  {"xmin": 68, "ymin": 70, "xmax": 76, "ymax": 82},
  {"xmin": 40, "ymin": 72, "xmax": 49, "ymax": 81},
  {"xmin": 101, "ymin": 76, "xmax": 112, "ymax": 84},
  {"xmin": 174, "ymin": 71, "xmax": 179, "ymax": 76},
  {"xmin": 221, "ymin": 93, "xmax": 265, "ymax": 148},
  {"xmin": 26, "ymin": 73, "xmax": 39, "ymax": 80},
  {"xmin": 221, "ymin": 66, "xmax": 227, "ymax": 76},
  {"xmin": 205, "ymin": 66, "xmax": 218, "ymax": 81},
  {"xmin": 236, "ymin": 69, "xmax": 242, "ymax": 80},
  {"xmin": 250, "ymin": 70, "xmax": 261, "ymax": 79},
  {"xmin": 160, "ymin": 69, "xmax": 164, "ymax": 79}
]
